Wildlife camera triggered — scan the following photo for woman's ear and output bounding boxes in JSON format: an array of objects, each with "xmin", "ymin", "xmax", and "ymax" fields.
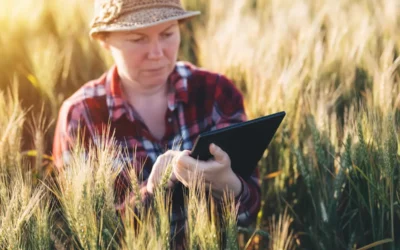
[
  {"xmin": 98, "ymin": 40, "xmax": 110, "ymax": 50},
  {"xmin": 94, "ymin": 32, "xmax": 110, "ymax": 50}
]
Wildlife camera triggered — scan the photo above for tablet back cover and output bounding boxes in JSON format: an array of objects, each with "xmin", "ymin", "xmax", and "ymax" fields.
[{"xmin": 190, "ymin": 111, "xmax": 286, "ymax": 179}]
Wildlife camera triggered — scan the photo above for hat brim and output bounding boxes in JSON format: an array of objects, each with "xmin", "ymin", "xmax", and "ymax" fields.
[{"xmin": 90, "ymin": 7, "xmax": 200, "ymax": 39}]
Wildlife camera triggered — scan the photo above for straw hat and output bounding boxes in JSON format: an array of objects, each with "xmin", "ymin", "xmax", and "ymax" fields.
[{"xmin": 90, "ymin": 0, "xmax": 200, "ymax": 38}]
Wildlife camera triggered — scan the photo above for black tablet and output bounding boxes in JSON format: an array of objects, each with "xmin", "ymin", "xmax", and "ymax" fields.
[{"xmin": 190, "ymin": 111, "xmax": 286, "ymax": 179}]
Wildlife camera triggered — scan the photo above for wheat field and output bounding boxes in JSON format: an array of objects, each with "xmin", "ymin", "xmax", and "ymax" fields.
[{"xmin": 0, "ymin": 0, "xmax": 399, "ymax": 249}]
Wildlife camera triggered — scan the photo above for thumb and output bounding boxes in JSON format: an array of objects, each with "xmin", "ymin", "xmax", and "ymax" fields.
[{"xmin": 209, "ymin": 143, "xmax": 229, "ymax": 163}]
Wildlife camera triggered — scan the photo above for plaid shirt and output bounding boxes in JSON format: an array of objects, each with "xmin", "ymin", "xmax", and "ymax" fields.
[{"xmin": 53, "ymin": 61, "xmax": 261, "ymax": 247}]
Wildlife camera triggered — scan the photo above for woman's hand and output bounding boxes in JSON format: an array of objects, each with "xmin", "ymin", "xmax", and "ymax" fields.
[
  {"xmin": 146, "ymin": 150, "xmax": 179, "ymax": 194},
  {"xmin": 173, "ymin": 144, "xmax": 242, "ymax": 198}
]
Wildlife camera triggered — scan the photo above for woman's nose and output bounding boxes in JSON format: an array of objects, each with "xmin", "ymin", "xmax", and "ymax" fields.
[{"xmin": 148, "ymin": 40, "xmax": 163, "ymax": 60}]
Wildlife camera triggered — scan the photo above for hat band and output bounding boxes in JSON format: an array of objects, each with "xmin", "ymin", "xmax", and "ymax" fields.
[{"xmin": 123, "ymin": 2, "xmax": 182, "ymax": 11}]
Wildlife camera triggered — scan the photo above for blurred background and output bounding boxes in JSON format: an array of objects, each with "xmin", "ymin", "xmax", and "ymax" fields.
[{"xmin": 0, "ymin": 0, "xmax": 399, "ymax": 249}]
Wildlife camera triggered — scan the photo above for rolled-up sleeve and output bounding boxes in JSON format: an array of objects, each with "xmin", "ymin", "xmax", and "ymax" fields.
[{"xmin": 52, "ymin": 101, "xmax": 89, "ymax": 169}]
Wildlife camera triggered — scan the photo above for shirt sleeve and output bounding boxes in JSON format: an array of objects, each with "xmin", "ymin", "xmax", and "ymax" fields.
[
  {"xmin": 52, "ymin": 101, "xmax": 90, "ymax": 169},
  {"xmin": 211, "ymin": 74, "xmax": 262, "ymax": 226}
]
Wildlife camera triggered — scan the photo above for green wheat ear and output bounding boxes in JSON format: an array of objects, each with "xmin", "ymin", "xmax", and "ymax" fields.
[
  {"xmin": 159, "ymin": 163, "xmax": 173, "ymax": 189},
  {"xmin": 129, "ymin": 167, "xmax": 143, "ymax": 211},
  {"xmin": 383, "ymin": 115, "xmax": 397, "ymax": 178},
  {"xmin": 221, "ymin": 191, "xmax": 239, "ymax": 250},
  {"xmin": 344, "ymin": 135, "xmax": 353, "ymax": 170},
  {"xmin": 334, "ymin": 135, "xmax": 353, "ymax": 201},
  {"xmin": 294, "ymin": 147, "xmax": 312, "ymax": 190},
  {"xmin": 356, "ymin": 121, "xmax": 368, "ymax": 168},
  {"xmin": 309, "ymin": 117, "xmax": 326, "ymax": 168}
]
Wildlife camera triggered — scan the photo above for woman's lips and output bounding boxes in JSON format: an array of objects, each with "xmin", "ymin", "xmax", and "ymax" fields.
[{"xmin": 145, "ymin": 66, "xmax": 164, "ymax": 72}]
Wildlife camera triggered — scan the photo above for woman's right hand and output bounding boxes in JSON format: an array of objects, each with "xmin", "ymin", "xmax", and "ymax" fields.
[{"xmin": 146, "ymin": 150, "xmax": 180, "ymax": 194}]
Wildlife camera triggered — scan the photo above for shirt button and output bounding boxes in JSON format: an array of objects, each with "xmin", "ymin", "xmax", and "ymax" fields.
[{"xmin": 167, "ymin": 117, "xmax": 172, "ymax": 123}]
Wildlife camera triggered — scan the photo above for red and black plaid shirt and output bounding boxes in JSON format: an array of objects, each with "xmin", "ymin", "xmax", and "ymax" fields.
[{"xmin": 53, "ymin": 61, "xmax": 261, "ymax": 245}]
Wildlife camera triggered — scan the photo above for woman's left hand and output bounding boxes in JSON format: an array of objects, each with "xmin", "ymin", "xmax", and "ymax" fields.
[{"xmin": 173, "ymin": 143, "xmax": 242, "ymax": 199}]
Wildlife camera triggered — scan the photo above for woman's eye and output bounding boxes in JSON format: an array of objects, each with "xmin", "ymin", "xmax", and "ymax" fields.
[
  {"xmin": 162, "ymin": 32, "xmax": 173, "ymax": 38},
  {"xmin": 129, "ymin": 38, "xmax": 144, "ymax": 43}
]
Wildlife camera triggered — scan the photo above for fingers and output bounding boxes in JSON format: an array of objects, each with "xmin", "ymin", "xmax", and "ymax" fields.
[
  {"xmin": 166, "ymin": 179, "xmax": 176, "ymax": 189},
  {"xmin": 173, "ymin": 151, "xmax": 200, "ymax": 186},
  {"xmin": 149, "ymin": 148, "xmax": 218, "ymax": 190},
  {"xmin": 175, "ymin": 151, "xmax": 198, "ymax": 170},
  {"xmin": 209, "ymin": 143, "xmax": 229, "ymax": 164},
  {"xmin": 170, "ymin": 171, "xmax": 177, "ymax": 183},
  {"xmin": 147, "ymin": 150, "xmax": 180, "ymax": 192},
  {"xmin": 164, "ymin": 172, "xmax": 177, "ymax": 189},
  {"xmin": 146, "ymin": 181, "xmax": 155, "ymax": 194},
  {"xmin": 173, "ymin": 170, "xmax": 189, "ymax": 187},
  {"xmin": 159, "ymin": 150, "xmax": 178, "ymax": 166}
]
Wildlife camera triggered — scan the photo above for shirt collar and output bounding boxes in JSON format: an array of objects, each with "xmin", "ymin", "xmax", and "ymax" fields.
[
  {"xmin": 105, "ymin": 62, "xmax": 192, "ymax": 122},
  {"xmin": 167, "ymin": 61, "xmax": 191, "ymax": 110}
]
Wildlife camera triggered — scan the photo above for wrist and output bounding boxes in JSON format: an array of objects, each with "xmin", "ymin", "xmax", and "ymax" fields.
[
  {"xmin": 212, "ymin": 170, "xmax": 242, "ymax": 199},
  {"xmin": 229, "ymin": 172, "xmax": 243, "ymax": 198}
]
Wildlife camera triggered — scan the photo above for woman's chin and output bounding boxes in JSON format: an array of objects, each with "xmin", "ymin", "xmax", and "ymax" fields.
[{"xmin": 142, "ymin": 75, "xmax": 169, "ymax": 87}]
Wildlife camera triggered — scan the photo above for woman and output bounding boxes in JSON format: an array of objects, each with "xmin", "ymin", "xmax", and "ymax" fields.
[{"xmin": 53, "ymin": 0, "xmax": 261, "ymax": 247}]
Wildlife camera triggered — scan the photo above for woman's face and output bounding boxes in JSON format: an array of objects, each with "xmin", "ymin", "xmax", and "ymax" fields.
[{"xmin": 102, "ymin": 20, "xmax": 181, "ymax": 90}]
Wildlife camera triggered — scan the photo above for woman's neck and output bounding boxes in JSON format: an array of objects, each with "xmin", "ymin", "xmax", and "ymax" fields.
[{"xmin": 120, "ymin": 76, "xmax": 168, "ymax": 103}]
